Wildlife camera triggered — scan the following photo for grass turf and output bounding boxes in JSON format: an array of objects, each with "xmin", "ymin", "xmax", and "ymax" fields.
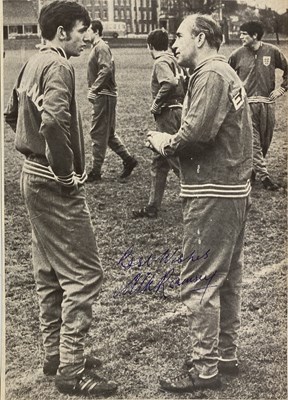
[{"xmin": 3, "ymin": 43, "xmax": 287, "ymax": 399}]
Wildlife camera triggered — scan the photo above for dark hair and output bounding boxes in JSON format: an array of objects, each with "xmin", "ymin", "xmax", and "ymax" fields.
[
  {"xmin": 91, "ymin": 20, "xmax": 103, "ymax": 36},
  {"xmin": 147, "ymin": 29, "xmax": 169, "ymax": 51},
  {"xmin": 240, "ymin": 21, "xmax": 264, "ymax": 40},
  {"xmin": 39, "ymin": 0, "xmax": 90, "ymax": 41},
  {"xmin": 185, "ymin": 14, "xmax": 223, "ymax": 51}
]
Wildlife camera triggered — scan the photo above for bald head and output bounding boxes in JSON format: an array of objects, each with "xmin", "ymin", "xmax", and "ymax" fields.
[
  {"xmin": 183, "ymin": 14, "xmax": 223, "ymax": 51},
  {"xmin": 172, "ymin": 13, "xmax": 222, "ymax": 68}
]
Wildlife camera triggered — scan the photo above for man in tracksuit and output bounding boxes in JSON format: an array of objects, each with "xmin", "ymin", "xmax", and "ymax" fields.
[
  {"xmin": 147, "ymin": 14, "xmax": 252, "ymax": 393},
  {"xmin": 132, "ymin": 28, "xmax": 186, "ymax": 219},
  {"xmin": 229, "ymin": 21, "xmax": 288, "ymax": 190},
  {"xmin": 86, "ymin": 20, "xmax": 137, "ymax": 183},
  {"xmin": 4, "ymin": 1, "xmax": 117, "ymax": 396}
]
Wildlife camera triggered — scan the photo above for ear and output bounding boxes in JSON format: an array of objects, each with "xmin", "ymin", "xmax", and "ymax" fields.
[
  {"xmin": 196, "ymin": 32, "xmax": 206, "ymax": 48},
  {"xmin": 56, "ymin": 26, "xmax": 68, "ymax": 41}
]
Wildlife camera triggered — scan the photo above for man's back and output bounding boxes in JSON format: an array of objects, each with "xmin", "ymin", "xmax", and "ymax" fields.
[
  {"xmin": 151, "ymin": 52, "xmax": 186, "ymax": 105},
  {"xmin": 87, "ymin": 38, "xmax": 117, "ymax": 97}
]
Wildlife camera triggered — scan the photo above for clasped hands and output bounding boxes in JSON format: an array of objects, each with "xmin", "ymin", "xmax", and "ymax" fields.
[{"xmin": 145, "ymin": 131, "xmax": 171, "ymax": 156}]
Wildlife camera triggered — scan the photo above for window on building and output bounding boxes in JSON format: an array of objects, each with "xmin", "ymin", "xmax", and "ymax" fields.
[
  {"xmin": 126, "ymin": 9, "xmax": 131, "ymax": 18},
  {"xmin": 95, "ymin": 10, "xmax": 100, "ymax": 18},
  {"xmin": 102, "ymin": 10, "xmax": 108, "ymax": 19},
  {"xmin": 142, "ymin": 10, "xmax": 146, "ymax": 20},
  {"xmin": 120, "ymin": 9, "xmax": 124, "ymax": 19},
  {"xmin": 8, "ymin": 26, "xmax": 18, "ymax": 36},
  {"xmin": 115, "ymin": 0, "xmax": 119, "ymax": 5},
  {"xmin": 24, "ymin": 25, "xmax": 34, "ymax": 34},
  {"xmin": 120, "ymin": 0, "xmax": 124, "ymax": 5},
  {"xmin": 115, "ymin": 9, "xmax": 119, "ymax": 19}
]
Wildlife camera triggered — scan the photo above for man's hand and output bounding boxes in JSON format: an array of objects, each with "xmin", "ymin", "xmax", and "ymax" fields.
[
  {"xmin": 269, "ymin": 87, "xmax": 286, "ymax": 101},
  {"xmin": 146, "ymin": 131, "xmax": 171, "ymax": 156},
  {"xmin": 87, "ymin": 88, "xmax": 96, "ymax": 103}
]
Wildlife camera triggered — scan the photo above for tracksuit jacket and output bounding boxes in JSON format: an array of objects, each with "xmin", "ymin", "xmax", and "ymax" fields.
[
  {"xmin": 4, "ymin": 46, "xmax": 86, "ymax": 186},
  {"xmin": 87, "ymin": 37, "xmax": 117, "ymax": 100},
  {"xmin": 228, "ymin": 42, "xmax": 288, "ymax": 103},
  {"xmin": 150, "ymin": 52, "xmax": 186, "ymax": 113},
  {"xmin": 161, "ymin": 55, "xmax": 253, "ymax": 198}
]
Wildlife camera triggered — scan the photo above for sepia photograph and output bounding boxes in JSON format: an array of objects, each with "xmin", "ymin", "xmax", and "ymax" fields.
[{"xmin": 1, "ymin": 0, "xmax": 287, "ymax": 399}]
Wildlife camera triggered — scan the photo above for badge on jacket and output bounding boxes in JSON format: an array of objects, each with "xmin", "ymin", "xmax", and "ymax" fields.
[
  {"xmin": 263, "ymin": 56, "xmax": 271, "ymax": 66},
  {"xmin": 231, "ymin": 87, "xmax": 245, "ymax": 111}
]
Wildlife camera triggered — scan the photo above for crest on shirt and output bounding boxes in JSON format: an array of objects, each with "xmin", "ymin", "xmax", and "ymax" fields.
[{"xmin": 263, "ymin": 56, "xmax": 271, "ymax": 66}]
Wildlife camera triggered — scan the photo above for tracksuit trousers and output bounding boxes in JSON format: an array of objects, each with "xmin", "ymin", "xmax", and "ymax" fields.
[
  {"xmin": 21, "ymin": 170, "xmax": 103, "ymax": 368},
  {"xmin": 148, "ymin": 108, "xmax": 181, "ymax": 210},
  {"xmin": 180, "ymin": 196, "xmax": 251, "ymax": 378},
  {"xmin": 250, "ymin": 102, "xmax": 275, "ymax": 180},
  {"xmin": 90, "ymin": 94, "xmax": 132, "ymax": 174}
]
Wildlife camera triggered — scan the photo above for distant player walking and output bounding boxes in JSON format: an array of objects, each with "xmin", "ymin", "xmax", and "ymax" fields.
[
  {"xmin": 229, "ymin": 21, "xmax": 288, "ymax": 190},
  {"xmin": 133, "ymin": 28, "xmax": 186, "ymax": 219},
  {"xmin": 86, "ymin": 20, "xmax": 137, "ymax": 182}
]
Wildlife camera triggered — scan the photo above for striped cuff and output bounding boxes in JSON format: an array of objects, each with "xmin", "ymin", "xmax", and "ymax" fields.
[
  {"xmin": 24, "ymin": 160, "xmax": 87, "ymax": 186},
  {"xmin": 88, "ymin": 89, "xmax": 97, "ymax": 102},
  {"xmin": 150, "ymin": 101, "xmax": 161, "ymax": 115}
]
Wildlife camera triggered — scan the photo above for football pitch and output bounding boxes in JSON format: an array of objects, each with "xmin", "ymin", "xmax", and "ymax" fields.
[{"xmin": 3, "ymin": 43, "xmax": 288, "ymax": 399}]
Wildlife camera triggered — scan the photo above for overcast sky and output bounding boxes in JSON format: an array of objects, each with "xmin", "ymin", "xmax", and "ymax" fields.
[{"xmin": 244, "ymin": 0, "xmax": 288, "ymax": 13}]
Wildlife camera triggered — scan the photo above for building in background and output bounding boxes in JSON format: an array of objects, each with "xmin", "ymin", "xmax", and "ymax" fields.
[
  {"xmin": 131, "ymin": 0, "xmax": 158, "ymax": 34},
  {"xmin": 3, "ymin": 0, "xmax": 38, "ymax": 40},
  {"xmin": 3, "ymin": 0, "xmax": 288, "ymax": 41}
]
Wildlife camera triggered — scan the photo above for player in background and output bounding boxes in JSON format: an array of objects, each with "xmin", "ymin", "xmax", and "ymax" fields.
[
  {"xmin": 147, "ymin": 14, "xmax": 252, "ymax": 393},
  {"xmin": 132, "ymin": 28, "xmax": 187, "ymax": 219},
  {"xmin": 4, "ymin": 1, "xmax": 117, "ymax": 396},
  {"xmin": 229, "ymin": 21, "xmax": 288, "ymax": 191},
  {"xmin": 86, "ymin": 20, "xmax": 137, "ymax": 183}
]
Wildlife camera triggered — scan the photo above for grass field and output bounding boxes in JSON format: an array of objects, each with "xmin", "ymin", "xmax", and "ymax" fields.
[{"xmin": 3, "ymin": 43, "xmax": 288, "ymax": 400}]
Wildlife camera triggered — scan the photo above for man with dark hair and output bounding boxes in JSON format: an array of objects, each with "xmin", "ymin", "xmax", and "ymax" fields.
[
  {"xmin": 147, "ymin": 14, "xmax": 252, "ymax": 392},
  {"xmin": 86, "ymin": 20, "xmax": 137, "ymax": 182},
  {"xmin": 4, "ymin": 1, "xmax": 117, "ymax": 396},
  {"xmin": 229, "ymin": 20, "xmax": 288, "ymax": 190},
  {"xmin": 132, "ymin": 28, "xmax": 186, "ymax": 219}
]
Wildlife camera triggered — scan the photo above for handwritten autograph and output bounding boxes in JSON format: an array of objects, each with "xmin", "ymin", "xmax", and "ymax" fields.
[
  {"xmin": 114, "ymin": 247, "xmax": 216, "ymax": 302},
  {"xmin": 117, "ymin": 246, "xmax": 210, "ymax": 270}
]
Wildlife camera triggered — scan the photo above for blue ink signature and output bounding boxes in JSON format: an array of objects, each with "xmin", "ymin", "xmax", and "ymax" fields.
[
  {"xmin": 113, "ymin": 268, "xmax": 217, "ymax": 303},
  {"xmin": 117, "ymin": 247, "xmax": 210, "ymax": 270}
]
